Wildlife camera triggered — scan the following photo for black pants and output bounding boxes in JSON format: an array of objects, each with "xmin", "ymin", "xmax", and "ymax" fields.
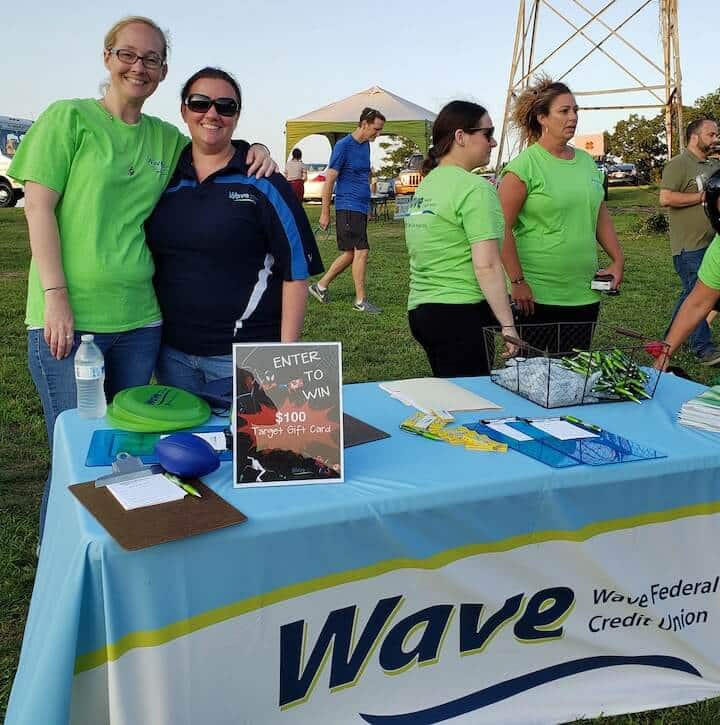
[
  {"xmin": 408, "ymin": 301, "xmax": 498, "ymax": 377},
  {"xmin": 515, "ymin": 301, "xmax": 600, "ymax": 354}
]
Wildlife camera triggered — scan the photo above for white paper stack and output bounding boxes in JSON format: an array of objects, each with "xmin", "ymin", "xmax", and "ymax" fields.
[
  {"xmin": 107, "ymin": 474, "xmax": 186, "ymax": 510},
  {"xmin": 679, "ymin": 386, "xmax": 720, "ymax": 432},
  {"xmin": 378, "ymin": 378, "xmax": 501, "ymax": 413}
]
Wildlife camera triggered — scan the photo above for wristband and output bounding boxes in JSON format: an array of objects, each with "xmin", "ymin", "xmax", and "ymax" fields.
[
  {"xmin": 44, "ymin": 286, "xmax": 68, "ymax": 293},
  {"xmin": 511, "ymin": 277, "xmax": 525, "ymax": 284}
]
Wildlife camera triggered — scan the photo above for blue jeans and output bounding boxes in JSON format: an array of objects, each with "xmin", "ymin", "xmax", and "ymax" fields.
[
  {"xmin": 155, "ymin": 344, "xmax": 233, "ymax": 396},
  {"xmin": 669, "ymin": 248, "xmax": 714, "ymax": 357},
  {"xmin": 28, "ymin": 326, "xmax": 162, "ymax": 540}
]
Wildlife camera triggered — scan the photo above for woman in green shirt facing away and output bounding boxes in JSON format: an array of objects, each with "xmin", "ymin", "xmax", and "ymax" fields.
[
  {"xmin": 404, "ymin": 100, "xmax": 518, "ymax": 377},
  {"xmin": 499, "ymin": 78, "xmax": 625, "ymax": 352}
]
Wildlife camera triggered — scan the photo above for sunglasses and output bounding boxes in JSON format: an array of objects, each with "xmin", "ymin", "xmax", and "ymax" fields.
[
  {"xmin": 466, "ymin": 126, "xmax": 495, "ymax": 141},
  {"xmin": 184, "ymin": 94, "xmax": 239, "ymax": 117}
]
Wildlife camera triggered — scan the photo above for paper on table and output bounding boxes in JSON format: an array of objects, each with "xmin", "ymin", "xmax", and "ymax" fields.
[
  {"xmin": 160, "ymin": 431, "xmax": 227, "ymax": 451},
  {"xmin": 379, "ymin": 378, "xmax": 501, "ymax": 412},
  {"xmin": 486, "ymin": 422, "xmax": 533, "ymax": 442},
  {"xmin": 528, "ymin": 420, "xmax": 599, "ymax": 440},
  {"xmin": 107, "ymin": 474, "xmax": 186, "ymax": 510}
]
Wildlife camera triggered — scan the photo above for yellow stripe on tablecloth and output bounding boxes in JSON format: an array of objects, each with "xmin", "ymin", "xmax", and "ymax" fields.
[{"xmin": 74, "ymin": 498, "xmax": 720, "ymax": 674}]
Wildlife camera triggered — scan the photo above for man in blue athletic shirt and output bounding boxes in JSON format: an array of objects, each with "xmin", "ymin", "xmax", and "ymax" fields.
[{"xmin": 309, "ymin": 107, "xmax": 386, "ymax": 313}]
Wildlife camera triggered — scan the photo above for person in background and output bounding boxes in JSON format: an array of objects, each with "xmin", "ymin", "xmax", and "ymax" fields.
[
  {"xmin": 660, "ymin": 118, "xmax": 720, "ymax": 365},
  {"xmin": 656, "ymin": 169, "xmax": 720, "ymax": 369},
  {"xmin": 309, "ymin": 107, "xmax": 386, "ymax": 313},
  {"xmin": 403, "ymin": 100, "xmax": 519, "ymax": 377},
  {"xmin": 146, "ymin": 68, "xmax": 323, "ymax": 394},
  {"xmin": 285, "ymin": 147, "xmax": 307, "ymax": 203},
  {"xmin": 498, "ymin": 77, "xmax": 625, "ymax": 353},
  {"xmin": 7, "ymin": 16, "xmax": 275, "ymax": 539}
]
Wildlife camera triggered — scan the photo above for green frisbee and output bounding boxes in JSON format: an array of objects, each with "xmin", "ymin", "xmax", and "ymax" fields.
[{"xmin": 106, "ymin": 385, "xmax": 211, "ymax": 433}]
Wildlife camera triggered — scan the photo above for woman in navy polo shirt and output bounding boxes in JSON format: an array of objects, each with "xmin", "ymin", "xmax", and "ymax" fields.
[{"xmin": 146, "ymin": 67, "xmax": 323, "ymax": 393}]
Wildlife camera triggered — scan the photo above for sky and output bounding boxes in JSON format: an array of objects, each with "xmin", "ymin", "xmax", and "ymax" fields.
[{"xmin": 3, "ymin": 0, "xmax": 716, "ymax": 169}]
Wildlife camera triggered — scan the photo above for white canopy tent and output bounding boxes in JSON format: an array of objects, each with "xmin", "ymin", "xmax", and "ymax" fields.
[{"xmin": 285, "ymin": 86, "xmax": 436, "ymax": 158}]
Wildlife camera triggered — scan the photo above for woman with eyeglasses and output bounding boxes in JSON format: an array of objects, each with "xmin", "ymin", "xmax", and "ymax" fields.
[
  {"xmin": 8, "ymin": 16, "xmax": 275, "ymax": 538},
  {"xmin": 498, "ymin": 77, "xmax": 625, "ymax": 352},
  {"xmin": 403, "ymin": 100, "xmax": 518, "ymax": 377},
  {"xmin": 145, "ymin": 67, "xmax": 323, "ymax": 393}
]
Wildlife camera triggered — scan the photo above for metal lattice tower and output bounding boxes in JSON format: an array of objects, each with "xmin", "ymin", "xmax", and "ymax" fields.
[{"xmin": 496, "ymin": 0, "xmax": 683, "ymax": 171}]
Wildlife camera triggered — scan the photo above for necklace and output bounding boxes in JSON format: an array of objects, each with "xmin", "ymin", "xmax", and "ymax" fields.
[{"xmin": 97, "ymin": 98, "xmax": 146, "ymax": 177}]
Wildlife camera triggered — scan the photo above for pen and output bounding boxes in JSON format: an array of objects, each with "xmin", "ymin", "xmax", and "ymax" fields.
[
  {"xmin": 164, "ymin": 473, "xmax": 202, "ymax": 498},
  {"xmin": 562, "ymin": 415, "xmax": 602, "ymax": 433}
]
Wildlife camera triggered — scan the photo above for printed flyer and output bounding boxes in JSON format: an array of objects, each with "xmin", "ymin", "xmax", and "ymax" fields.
[{"xmin": 232, "ymin": 342, "xmax": 343, "ymax": 487}]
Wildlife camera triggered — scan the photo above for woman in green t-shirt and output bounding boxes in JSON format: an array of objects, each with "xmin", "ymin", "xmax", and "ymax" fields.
[
  {"xmin": 499, "ymin": 78, "xmax": 625, "ymax": 352},
  {"xmin": 9, "ymin": 15, "xmax": 274, "ymax": 539},
  {"xmin": 404, "ymin": 100, "xmax": 518, "ymax": 376}
]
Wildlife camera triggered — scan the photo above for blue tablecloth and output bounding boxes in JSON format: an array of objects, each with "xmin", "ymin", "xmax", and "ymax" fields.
[{"xmin": 7, "ymin": 374, "xmax": 720, "ymax": 725}]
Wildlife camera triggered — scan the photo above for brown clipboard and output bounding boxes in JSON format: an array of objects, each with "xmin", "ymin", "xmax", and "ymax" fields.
[{"xmin": 69, "ymin": 479, "xmax": 247, "ymax": 551}]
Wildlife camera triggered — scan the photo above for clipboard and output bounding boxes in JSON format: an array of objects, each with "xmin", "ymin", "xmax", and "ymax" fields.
[
  {"xmin": 469, "ymin": 421, "xmax": 580, "ymax": 468},
  {"xmin": 343, "ymin": 413, "xmax": 390, "ymax": 448},
  {"xmin": 70, "ymin": 479, "xmax": 247, "ymax": 550},
  {"xmin": 86, "ymin": 426, "xmax": 232, "ymax": 467},
  {"xmin": 517, "ymin": 420, "xmax": 666, "ymax": 466}
]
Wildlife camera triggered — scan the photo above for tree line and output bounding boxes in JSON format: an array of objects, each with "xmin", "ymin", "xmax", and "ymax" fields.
[{"xmin": 604, "ymin": 87, "xmax": 720, "ymax": 181}]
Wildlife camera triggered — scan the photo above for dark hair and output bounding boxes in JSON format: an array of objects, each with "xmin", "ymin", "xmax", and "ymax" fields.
[
  {"xmin": 291, "ymin": 148, "xmax": 302, "ymax": 160},
  {"xmin": 687, "ymin": 117, "xmax": 716, "ymax": 145},
  {"xmin": 422, "ymin": 100, "xmax": 488, "ymax": 175},
  {"xmin": 358, "ymin": 107, "xmax": 386, "ymax": 125},
  {"xmin": 511, "ymin": 76, "xmax": 573, "ymax": 143},
  {"xmin": 180, "ymin": 67, "xmax": 242, "ymax": 109}
]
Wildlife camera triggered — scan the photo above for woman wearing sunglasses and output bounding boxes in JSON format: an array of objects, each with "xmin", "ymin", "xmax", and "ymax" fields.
[
  {"xmin": 498, "ymin": 77, "xmax": 625, "ymax": 352},
  {"xmin": 8, "ymin": 16, "xmax": 275, "ymax": 538},
  {"xmin": 403, "ymin": 100, "xmax": 518, "ymax": 376},
  {"xmin": 145, "ymin": 67, "xmax": 323, "ymax": 393}
]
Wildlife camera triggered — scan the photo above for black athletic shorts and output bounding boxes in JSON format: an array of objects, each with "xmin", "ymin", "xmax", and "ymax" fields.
[{"xmin": 336, "ymin": 209, "xmax": 369, "ymax": 251}]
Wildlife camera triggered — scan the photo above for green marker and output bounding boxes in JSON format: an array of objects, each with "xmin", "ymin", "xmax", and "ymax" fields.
[
  {"xmin": 563, "ymin": 415, "xmax": 602, "ymax": 433},
  {"xmin": 164, "ymin": 473, "xmax": 201, "ymax": 498}
]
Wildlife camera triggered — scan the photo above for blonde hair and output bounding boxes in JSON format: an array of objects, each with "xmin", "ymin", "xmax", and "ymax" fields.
[
  {"xmin": 104, "ymin": 16, "xmax": 170, "ymax": 59},
  {"xmin": 511, "ymin": 75, "xmax": 573, "ymax": 144}
]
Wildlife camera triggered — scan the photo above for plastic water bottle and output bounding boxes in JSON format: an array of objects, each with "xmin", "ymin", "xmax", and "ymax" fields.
[{"xmin": 74, "ymin": 334, "xmax": 107, "ymax": 418}]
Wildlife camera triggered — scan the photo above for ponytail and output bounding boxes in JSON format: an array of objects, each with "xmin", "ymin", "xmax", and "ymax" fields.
[{"xmin": 422, "ymin": 146, "xmax": 439, "ymax": 175}]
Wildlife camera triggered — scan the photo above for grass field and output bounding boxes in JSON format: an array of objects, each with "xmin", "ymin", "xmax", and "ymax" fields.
[{"xmin": 2, "ymin": 186, "xmax": 720, "ymax": 722}]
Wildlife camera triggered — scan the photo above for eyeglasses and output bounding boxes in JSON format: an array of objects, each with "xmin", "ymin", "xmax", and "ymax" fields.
[
  {"xmin": 466, "ymin": 126, "xmax": 495, "ymax": 141},
  {"xmin": 184, "ymin": 94, "xmax": 240, "ymax": 117},
  {"xmin": 108, "ymin": 48, "xmax": 164, "ymax": 70}
]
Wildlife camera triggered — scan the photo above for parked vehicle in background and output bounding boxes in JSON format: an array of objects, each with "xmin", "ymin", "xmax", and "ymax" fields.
[
  {"xmin": 303, "ymin": 163, "xmax": 333, "ymax": 202},
  {"xmin": 375, "ymin": 177, "xmax": 395, "ymax": 197},
  {"xmin": 606, "ymin": 162, "xmax": 640, "ymax": 186},
  {"xmin": 0, "ymin": 115, "xmax": 32, "ymax": 208},
  {"xmin": 596, "ymin": 160, "xmax": 609, "ymax": 200},
  {"xmin": 395, "ymin": 153, "xmax": 424, "ymax": 195}
]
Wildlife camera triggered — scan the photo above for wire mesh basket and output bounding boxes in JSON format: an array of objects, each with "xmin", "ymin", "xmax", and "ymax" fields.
[{"xmin": 483, "ymin": 322, "xmax": 669, "ymax": 408}]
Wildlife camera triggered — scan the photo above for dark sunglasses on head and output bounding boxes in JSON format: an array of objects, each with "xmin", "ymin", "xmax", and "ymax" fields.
[
  {"xmin": 466, "ymin": 126, "xmax": 495, "ymax": 141},
  {"xmin": 184, "ymin": 94, "xmax": 239, "ymax": 117}
]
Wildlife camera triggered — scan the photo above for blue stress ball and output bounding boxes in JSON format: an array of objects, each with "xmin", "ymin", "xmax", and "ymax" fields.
[{"xmin": 155, "ymin": 433, "xmax": 220, "ymax": 478}]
